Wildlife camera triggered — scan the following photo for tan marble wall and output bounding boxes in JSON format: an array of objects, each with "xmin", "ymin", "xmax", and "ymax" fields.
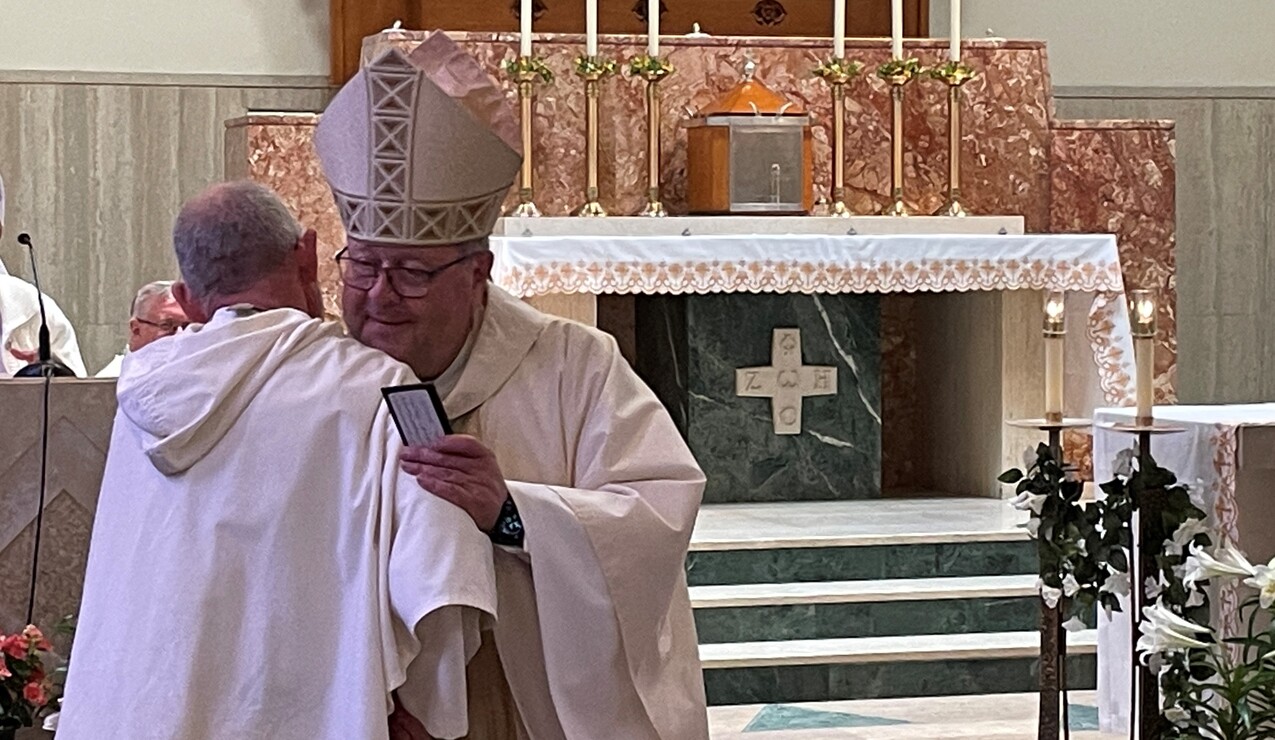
[
  {"xmin": 0, "ymin": 74, "xmax": 332, "ymax": 374},
  {"xmin": 1058, "ymin": 92, "xmax": 1275, "ymax": 406},
  {"xmin": 229, "ymin": 34, "xmax": 1177, "ymax": 491}
]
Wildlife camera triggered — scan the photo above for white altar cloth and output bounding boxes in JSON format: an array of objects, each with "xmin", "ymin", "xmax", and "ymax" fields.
[
  {"xmin": 1094, "ymin": 403, "xmax": 1275, "ymax": 733},
  {"xmin": 490, "ymin": 232, "xmax": 1137, "ymax": 407}
]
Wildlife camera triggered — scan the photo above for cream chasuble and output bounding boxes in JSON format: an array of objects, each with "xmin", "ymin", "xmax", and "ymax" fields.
[{"xmin": 441, "ymin": 287, "xmax": 710, "ymax": 740}]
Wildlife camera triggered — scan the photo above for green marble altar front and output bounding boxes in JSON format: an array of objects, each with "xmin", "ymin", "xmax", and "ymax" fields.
[{"xmin": 635, "ymin": 293, "xmax": 881, "ymax": 504}]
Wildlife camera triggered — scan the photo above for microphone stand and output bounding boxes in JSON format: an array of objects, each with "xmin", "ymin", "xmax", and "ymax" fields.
[{"xmin": 12, "ymin": 233, "xmax": 73, "ymax": 626}]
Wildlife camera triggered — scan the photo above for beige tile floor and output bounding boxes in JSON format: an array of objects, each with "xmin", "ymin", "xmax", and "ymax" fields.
[{"xmin": 708, "ymin": 691, "xmax": 1123, "ymax": 739}]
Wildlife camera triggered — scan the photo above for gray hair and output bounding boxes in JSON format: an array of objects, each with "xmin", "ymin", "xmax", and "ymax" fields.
[
  {"xmin": 130, "ymin": 280, "xmax": 175, "ymax": 319},
  {"xmin": 172, "ymin": 181, "xmax": 301, "ymax": 298}
]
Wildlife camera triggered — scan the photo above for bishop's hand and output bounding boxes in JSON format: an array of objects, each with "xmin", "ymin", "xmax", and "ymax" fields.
[{"xmin": 401, "ymin": 435, "xmax": 509, "ymax": 532}]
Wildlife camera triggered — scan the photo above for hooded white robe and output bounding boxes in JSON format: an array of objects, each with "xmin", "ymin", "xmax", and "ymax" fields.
[
  {"xmin": 0, "ymin": 273, "xmax": 85, "ymax": 377},
  {"xmin": 441, "ymin": 287, "xmax": 709, "ymax": 740},
  {"xmin": 58, "ymin": 307, "xmax": 497, "ymax": 740}
]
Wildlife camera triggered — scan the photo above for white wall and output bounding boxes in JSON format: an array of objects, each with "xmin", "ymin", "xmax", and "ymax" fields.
[
  {"xmin": 0, "ymin": 0, "xmax": 329, "ymax": 76},
  {"xmin": 932, "ymin": 0, "xmax": 1275, "ymax": 88}
]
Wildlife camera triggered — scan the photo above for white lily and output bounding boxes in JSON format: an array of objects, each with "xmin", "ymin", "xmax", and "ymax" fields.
[
  {"xmin": 1167, "ymin": 518, "xmax": 1211, "ymax": 557},
  {"xmin": 1037, "ymin": 578, "xmax": 1063, "ymax": 609},
  {"xmin": 1101, "ymin": 571, "xmax": 1131, "ymax": 597},
  {"xmin": 1021, "ymin": 518, "xmax": 1041, "ymax": 538},
  {"xmin": 1145, "ymin": 576, "xmax": 1165, "ymax": 600},
  {"xmin": 1137, "ymin": 601, "xmax": 1212, "ymax": 660},
  {"xmin": 1184, "ymin": 542, "xmax": 1258, "ymax": 588},
  {"xmin": 1186, "ymin": 589, "xmax": 1206, "ymax": 608},
  {"xmin": 1010, "ymin": 490, "xmax": 1048, "ymax": 515},
  {"xmin": 1062, "ymin": 573, "xmax": 1081, "ymax": 598},
  {"xmin": 1164, "ymin": 706, "xmax": 1191, "ymax": 727},
  {"xmin": 1021, "ymin": 446, "xmax": 1036, "ymax": 471},
  {"xmin": 1063, "ymin": 616, "xmax": 1088, "ymax": 633},
  {"xmin": 1242, "ymin": 557, "xmax": 1275, "ymax": 610},
  {"xmin": 1113, "ymin": 447, "xmax": 1137, "ymax": 478}
]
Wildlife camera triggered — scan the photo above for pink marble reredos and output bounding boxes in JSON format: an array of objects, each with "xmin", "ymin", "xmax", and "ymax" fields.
[{"xmin": 226, "ymin": 32, "xmax": 1175, "ymax": 490}]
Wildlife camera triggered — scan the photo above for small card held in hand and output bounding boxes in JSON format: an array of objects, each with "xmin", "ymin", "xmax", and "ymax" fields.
[{"xmin": 381, "ymin": 383, "xmax": 453, "ymax": 446}]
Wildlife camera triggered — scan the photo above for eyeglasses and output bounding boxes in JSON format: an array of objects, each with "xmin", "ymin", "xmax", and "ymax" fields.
[
  {"xmin": 136, "ymin": 318, "xmax": 188, "ymax": 335},
  {"xmin": 335, "ymin": 248, "xmax": 474, "ymax": 299}
]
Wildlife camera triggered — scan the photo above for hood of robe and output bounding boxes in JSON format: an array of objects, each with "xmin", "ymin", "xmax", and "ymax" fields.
[{"xmin": 117, "ymin": 306, "xmax": 338, "ymax": 476}]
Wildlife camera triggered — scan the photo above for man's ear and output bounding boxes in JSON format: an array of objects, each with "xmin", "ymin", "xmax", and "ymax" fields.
[
  {"xmin": 296, "ymin": 229, "xmax": 319, "ymax": 282},
  {"xmin": 172, "ymin": 281, "xmax": 209, "ymax": 324}
]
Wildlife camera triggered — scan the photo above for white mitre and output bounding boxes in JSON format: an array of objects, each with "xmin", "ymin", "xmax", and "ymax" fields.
[{"xmin": 315, "ymin": 32, "xmax": 522, "ymax": 246}]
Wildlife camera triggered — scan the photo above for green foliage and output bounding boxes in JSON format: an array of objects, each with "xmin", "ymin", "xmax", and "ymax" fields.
[
  {"xmin": 875, "ymin": 57, "xmax": 922, "ymax": 81},
  {"xmin": 504, "ymin": 55, "xmax": 555, "ymax": 84},
  {"xmin": 627, "ymin": 55, "xmax": 674, "ymax": 79}
]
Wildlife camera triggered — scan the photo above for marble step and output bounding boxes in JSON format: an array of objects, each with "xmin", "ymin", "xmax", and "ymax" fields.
[
  {"xmin": 687, "ymin": 499, "xmax": 1035, "ymax": 586},
  {"xmin": 700, "ymin": 630, "xmax": 1098, "ymax": 705},
  {"xmin": 691, "ymin": 575, "xmax": 1044, "ymax": 643}
]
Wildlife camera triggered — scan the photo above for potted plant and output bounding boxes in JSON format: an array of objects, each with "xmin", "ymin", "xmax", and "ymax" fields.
[{"xmin": 1, "ymin": 625, "xmax": 59, "ymax": 740}]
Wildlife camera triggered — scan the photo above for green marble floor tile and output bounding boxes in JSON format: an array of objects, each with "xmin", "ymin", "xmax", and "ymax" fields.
[
  {"xmin": 686, "ymin": 539, "xmax": 1038, "ymax": 586},
  {"xmin": 743, "ymin": 704, "xmax": 909, "ymax": 732}
]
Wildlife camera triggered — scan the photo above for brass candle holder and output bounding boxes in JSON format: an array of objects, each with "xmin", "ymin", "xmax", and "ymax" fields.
[
  {"xmin": 814, "ymin": 58, "xmax": 864, "ymax": 217},
  {"xmin": 573, "ymin": 55, "xmax": 617, "ymax": 218},
  {"xmin": 929, "ymin": 61, "xmax": 977, "ymax": 217},
  {"xmin": 877, "ymin": 58, "xmax": 921, "ymax": 217},
  {"xmin": 503, "ymin": 56, "xmax": 554, "ymax": 218},
  {"xmin": 630, "ymin": 55, "xmax": 674, "ymax": 217}
]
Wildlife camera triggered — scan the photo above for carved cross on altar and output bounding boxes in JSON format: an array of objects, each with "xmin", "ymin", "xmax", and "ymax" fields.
[{"xmin": 736, "ymin": 328, "xmax": 838, "ymax": 435}]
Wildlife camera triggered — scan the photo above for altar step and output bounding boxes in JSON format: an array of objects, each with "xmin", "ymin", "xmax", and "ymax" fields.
[{"xmin": 688, "ymin": 499, "xmax": 1097, "ymax": 706}]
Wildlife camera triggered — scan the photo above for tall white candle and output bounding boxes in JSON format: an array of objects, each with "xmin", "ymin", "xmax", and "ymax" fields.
[
  {"xmin": 891, "ymin": 0, "xmax": 904, "ymax": 59},
  {"xmin": 949, "ymin": 0, "xmax": 961, "ymax": 62},
  {"xmin": 648, "ymin": 0, "xmax": 659, "ymax": 56},
  {"xmin": 586, "ymin": 0, "xmax": 598, "ymax": 57},
  {"xmin": 833, "ymin": 0, "xmax": 845, "ymax": 58},
  {"xmin": 520, "ymin": 0, "xmax": 533, "ymax": 57}
]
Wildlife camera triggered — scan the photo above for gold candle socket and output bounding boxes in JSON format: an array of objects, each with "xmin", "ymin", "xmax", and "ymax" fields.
[
  {"xmin": 877, "ymin": 59, "xmax": 920, "ymax": 217},
  {"xmin": 573, "ymin": 56, "xmax": 616, "ymax": 218},
  {"xmin": 814, "ymin": 59, "xmax": 862, "ymax": 217},
  {"xmin": 929, "ymin": 62, "xmax": 977, "ymax": 217},
  {"xmin": 635, "ymin": 58, "xmax": 673, "ymax": 217}
]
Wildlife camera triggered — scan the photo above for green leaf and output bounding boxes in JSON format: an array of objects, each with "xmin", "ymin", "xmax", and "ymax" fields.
[{"xmin": 998, "ymin": 469, "xmax": 1024, "ymax": 484}]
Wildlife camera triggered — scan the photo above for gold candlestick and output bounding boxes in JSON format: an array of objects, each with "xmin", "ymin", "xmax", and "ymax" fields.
[
  {"xmin": 929, "ymin": 61, "xmax": 977, "ymax": 217},
  {"xmin": 631, "ymin": 56, "xmax": 674, "ymax": 217},
  {"xmin": 503, "ymin": 56, "xmax": 554, "ymax": 218},
  {"xmin": 573, "ymin": 55, "xmax": 617, "ymax": 218},
  {"xmin": 814, "ymin": 58, "xmax": 863, "ymax": 217},
  {"xmin": 877, "ymin": 58, "xmax": 920, "ymax": 217}
]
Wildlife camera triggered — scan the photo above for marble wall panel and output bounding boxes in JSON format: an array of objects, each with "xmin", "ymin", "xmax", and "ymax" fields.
[{"xmin": 0, "ymin": 77, "xmax": 332, "ymax": 373}]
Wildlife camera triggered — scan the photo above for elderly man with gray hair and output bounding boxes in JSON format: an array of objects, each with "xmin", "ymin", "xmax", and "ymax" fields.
[
  {"xmin": 59, "ymin": 180, "xmax": 497, "ymax": 740},
  {"xmin": 94, "ymin": 280, "xmax": 190, "ymax": 377}
]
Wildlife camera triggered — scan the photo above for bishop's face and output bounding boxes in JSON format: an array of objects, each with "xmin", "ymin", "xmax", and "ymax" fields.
[{"xmin": 340, "ymin": 239, "xmax": 492, "ymax": 380}]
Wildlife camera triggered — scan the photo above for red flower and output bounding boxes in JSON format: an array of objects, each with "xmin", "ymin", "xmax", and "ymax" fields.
[
  {"xmin": 23, "ymin": 681, "xmax": 47, "ymax": 707},
  {"xmin": 21, "ymin": 625, "xmax": 51, "ymax": 652},
  {"xmin": 0, "ymin": 658, "xmax": 10, "ymax": 679},
  {"xmin": 0, "ymin": 634, "xmax": 28, "ymax": 660}
]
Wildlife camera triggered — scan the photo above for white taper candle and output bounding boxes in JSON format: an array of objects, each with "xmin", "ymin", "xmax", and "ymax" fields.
[
  {"xmin": 586, "ymin": 0, "xmax": 598, "ymax": 57},
  {"xmin": 949, "ymin": 0, "xmax": 961, "ymax": 62},
  {"xmin": 891, "ymin": 0, "xmax": 904, "ymax": 59},
  {"xmin": 520, "ymin": 0, "xmax": 533, "ymax": 57},
  {"xmin": 648, "ymin": 0, "xmax": 659, "ymax": 56},
  {"xmin": 833, "ymin": 0, "xmax": 846, "ymax": 58}
]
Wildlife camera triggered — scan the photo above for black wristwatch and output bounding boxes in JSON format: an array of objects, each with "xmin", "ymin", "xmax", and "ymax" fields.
[{"xmin": 488, "ymin": 494, "xmax": 525, "ymax": 548}]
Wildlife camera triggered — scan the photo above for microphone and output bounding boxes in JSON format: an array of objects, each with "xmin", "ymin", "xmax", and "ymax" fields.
[{"xmin": 14, "ymin": 232, "xmax": 75, "ymax": 378}]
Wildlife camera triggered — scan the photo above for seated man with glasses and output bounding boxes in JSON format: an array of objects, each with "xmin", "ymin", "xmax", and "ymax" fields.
[{"xmin": 95, "ymin": 280, "xmax": 190, "ymax": 377}]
